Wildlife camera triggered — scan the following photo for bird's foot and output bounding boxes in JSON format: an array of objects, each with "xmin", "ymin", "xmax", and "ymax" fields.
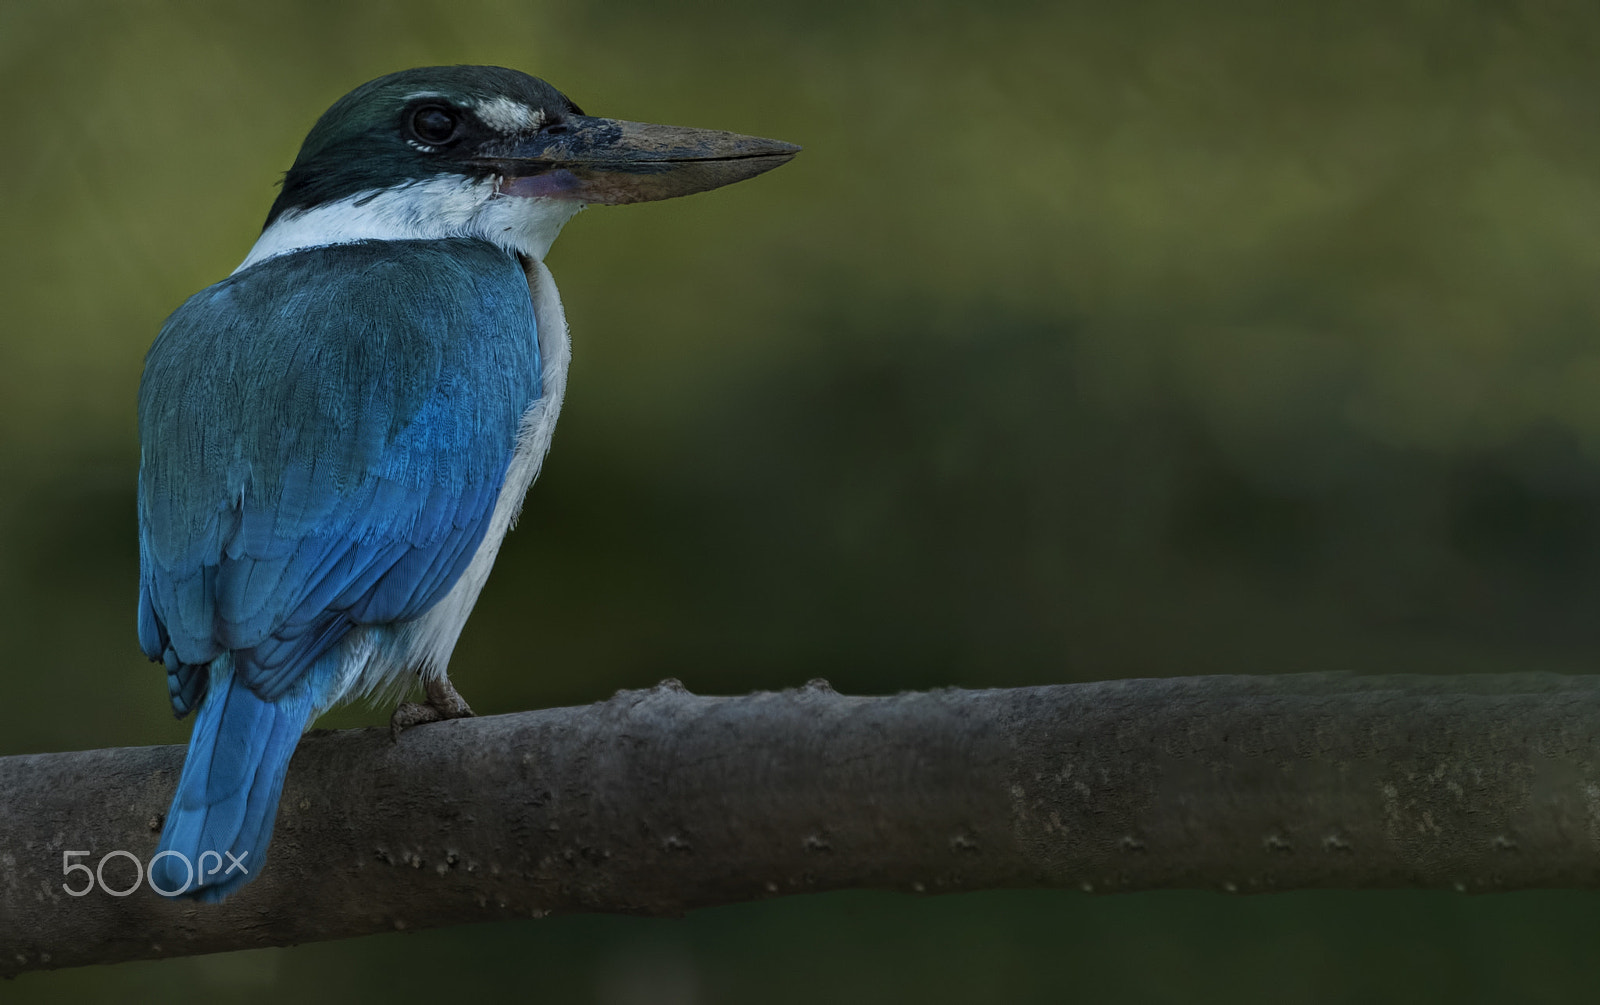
[{"xmin": 390, "ymin": 676, "xmax": 476, "ymax": 741}]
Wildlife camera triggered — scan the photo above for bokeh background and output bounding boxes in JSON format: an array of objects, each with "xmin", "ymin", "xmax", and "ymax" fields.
[{"xmin": 7, "ymin": 0, "xmax": 1600, "ymax": 1000}]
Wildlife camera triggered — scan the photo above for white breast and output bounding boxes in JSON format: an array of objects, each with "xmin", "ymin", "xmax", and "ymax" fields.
[
  {"xmin": 404, "ymin": 256, "xmax": 571, "ymax": 678},
  {"xmin": 327, "ymin": 257, "xmax": 571, "ymax": 708}
]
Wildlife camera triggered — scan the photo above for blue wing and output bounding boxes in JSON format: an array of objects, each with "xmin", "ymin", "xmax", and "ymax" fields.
[{"xmin": 137, "ymin": 238, "xmax": 541, "ymax": 712}]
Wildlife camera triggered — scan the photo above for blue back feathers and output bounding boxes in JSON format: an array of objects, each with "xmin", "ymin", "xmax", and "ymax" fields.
[
  {"xmin": 138, "ymin": 238, "xmax": 540, "ymax": 897},
  {"xmin": 139, "ymin": 237, "xmax": 539, "ymax": 707}
]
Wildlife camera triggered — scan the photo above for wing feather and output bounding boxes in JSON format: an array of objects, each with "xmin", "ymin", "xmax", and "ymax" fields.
[{"xmin": 138, "ymin": 239, "xmax": 539, "ymax": 711}]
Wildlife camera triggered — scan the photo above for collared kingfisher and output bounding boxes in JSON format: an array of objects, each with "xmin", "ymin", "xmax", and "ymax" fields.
[{"xmin": 137, "ymin": 65, "xmax": 796, "ymax": 900}]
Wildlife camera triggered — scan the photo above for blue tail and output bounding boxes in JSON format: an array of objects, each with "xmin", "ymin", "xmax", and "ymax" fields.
[{"xmin": 151, "ymin": 656, "xmax": 316, "ymax": 901}]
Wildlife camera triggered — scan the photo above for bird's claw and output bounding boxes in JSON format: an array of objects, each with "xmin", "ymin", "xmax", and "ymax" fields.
[{"xmin": 389, "ymin": 676, "xmax": 475, "ymax": 741}]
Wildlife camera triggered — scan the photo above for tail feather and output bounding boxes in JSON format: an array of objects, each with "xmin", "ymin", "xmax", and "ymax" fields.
[{"xmin": 152, "ymin": 656, "xmax": 316, "ymax": 901}]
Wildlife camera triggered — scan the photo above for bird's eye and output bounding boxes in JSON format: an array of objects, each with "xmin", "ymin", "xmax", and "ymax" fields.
[
  {"xmin": 410, "ymin": 106, "xmax": 460, "ymax": 145},
  {"xmin": 543, "ymin": 120, "xmax": 570, "ymax": 136}
]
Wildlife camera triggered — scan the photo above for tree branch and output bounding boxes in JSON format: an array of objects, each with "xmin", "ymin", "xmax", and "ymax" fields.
[{"xmin": 6, "ymin": 672, "xmax": 1600, "ymax": 976}]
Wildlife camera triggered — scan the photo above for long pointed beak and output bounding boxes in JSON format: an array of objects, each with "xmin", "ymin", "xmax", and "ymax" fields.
[{"xmin": 471, "ymin": 116, "xmax": 800, "ymax": 205}]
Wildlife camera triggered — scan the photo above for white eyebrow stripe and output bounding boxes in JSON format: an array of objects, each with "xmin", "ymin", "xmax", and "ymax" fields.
[{"xmin": 474, "ymin": 96, "xmax": 544, "ymax": 133}]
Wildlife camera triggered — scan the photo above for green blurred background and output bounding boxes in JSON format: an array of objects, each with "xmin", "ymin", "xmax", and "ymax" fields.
[{"xmin": 7, "ymin": 0, "xmax": 1600, "ymax": 1000}]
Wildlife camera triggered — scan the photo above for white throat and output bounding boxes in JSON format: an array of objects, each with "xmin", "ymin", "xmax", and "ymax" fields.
[{"xmin": 235, "ymin": 175, "xmax": 583, "ymax": 273}]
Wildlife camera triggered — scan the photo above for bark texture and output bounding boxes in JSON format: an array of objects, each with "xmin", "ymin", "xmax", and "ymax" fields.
[{"xmin": 6, "ymin": 672, "xmax": 1600, "ymax": 976}]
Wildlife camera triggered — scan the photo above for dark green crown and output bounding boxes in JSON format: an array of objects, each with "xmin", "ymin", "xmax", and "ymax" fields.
[{"xmin": 265, "ymin": 66, "xmax": 582, "ymax": 227}]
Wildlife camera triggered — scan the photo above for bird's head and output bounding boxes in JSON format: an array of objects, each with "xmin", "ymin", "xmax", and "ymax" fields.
[{"xmin": 240, "ymin": 65, "xmax": 798, "ymax": 271}]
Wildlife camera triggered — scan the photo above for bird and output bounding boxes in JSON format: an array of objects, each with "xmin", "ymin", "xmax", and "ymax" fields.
[{"xmin": 137, "ymin": 65, "xmax": 797, "ymax": 901}]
